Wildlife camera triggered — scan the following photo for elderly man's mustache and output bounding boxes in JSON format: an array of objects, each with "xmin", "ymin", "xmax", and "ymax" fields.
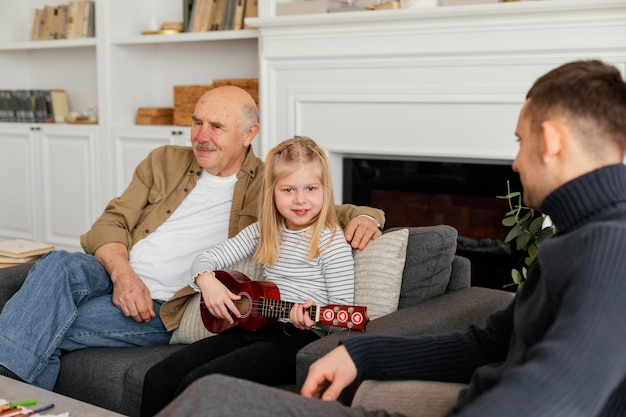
[{"xmin": 194, "ymin": 142, "xmax": 219, "ymax": 151}]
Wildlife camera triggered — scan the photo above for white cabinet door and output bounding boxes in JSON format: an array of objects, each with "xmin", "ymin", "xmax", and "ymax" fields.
[
  {"xmin": 39, "ymin": 125, "xmax": 99, "ymax": 251},
  {"xmin": 112, "ymin": 126, "xmax": 191, "ymax": 196},
  {"xmin": 0, "ymin": 124, "xmax": 98, "ymax": 251},
  {"xmin": 0, "ymin": 124, "xmax": 37, "ymax": 241}
]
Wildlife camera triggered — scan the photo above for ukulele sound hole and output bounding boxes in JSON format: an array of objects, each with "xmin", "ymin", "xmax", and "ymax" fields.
[{"xmin": 236, "ymin": 293, "xmax": 252, "ymax": 318}]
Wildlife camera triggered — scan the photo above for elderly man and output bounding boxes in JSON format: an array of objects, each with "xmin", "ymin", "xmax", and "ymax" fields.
[
  {"xmin": 154, "ymin": 60, "xmax": 626, "ymax": 417},
  {"xmin": 0, "ymin": 86, "xmax": 384, "ymax": 390}
]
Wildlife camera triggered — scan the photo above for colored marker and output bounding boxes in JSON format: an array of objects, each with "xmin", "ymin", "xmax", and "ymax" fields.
[
  {"xmin": 24, "ymin": 404, "xmax": 55, "ymax": 416},
  {"xmin": 6, "ymin": 402, "xmax": 36, "ymax": 410}
]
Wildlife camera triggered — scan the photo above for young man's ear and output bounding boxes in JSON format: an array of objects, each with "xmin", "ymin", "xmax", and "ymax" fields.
[{"xmin": 540, "ymin": 120, "xmax": 564, "ymax": 161}]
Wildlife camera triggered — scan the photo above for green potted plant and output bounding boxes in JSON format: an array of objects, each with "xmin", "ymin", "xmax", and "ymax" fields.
[{"xmin": 497, "ymin": 181, "xmax": 556, "ymax": 291}]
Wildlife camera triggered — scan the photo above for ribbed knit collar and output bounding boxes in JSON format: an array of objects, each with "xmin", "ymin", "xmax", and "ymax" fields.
[{"xmin": 541, "ymin": 163, "xmax": 626, "ymax": 235}]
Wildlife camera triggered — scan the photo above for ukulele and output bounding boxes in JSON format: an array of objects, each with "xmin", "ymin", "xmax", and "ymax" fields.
[{"xmin": 199, "ymin": 270, "xmax": 369, "ymax": 334}]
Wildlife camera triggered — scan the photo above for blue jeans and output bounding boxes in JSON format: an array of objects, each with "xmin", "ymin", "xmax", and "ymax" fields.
[{"xmin": 0, "ymin": 251, "xmax": 172, "ymax": 390}]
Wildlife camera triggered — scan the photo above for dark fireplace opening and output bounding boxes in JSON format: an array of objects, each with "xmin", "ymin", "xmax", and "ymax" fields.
[{"xmin": 343, "ymin": 158, "xmax": 524, "ymax": 291}]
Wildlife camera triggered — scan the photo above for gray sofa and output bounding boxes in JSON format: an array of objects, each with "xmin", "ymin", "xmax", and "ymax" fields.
[{"xmin": 0, "ymin": 226, "xmax": 514, "ymax": 417}]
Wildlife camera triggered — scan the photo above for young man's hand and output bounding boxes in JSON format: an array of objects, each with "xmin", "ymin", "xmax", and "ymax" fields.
[{"xmin": 300, "ymin": 345, "xmax": 358, "ymax": 401}]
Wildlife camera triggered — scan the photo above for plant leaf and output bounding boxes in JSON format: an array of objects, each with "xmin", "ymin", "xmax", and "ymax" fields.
[
  {"xmin": 505, "ymin": 224, "xmax": 522, "ymax": 243},
  {"xmin": 502, "ymin": 216, "xmax": 517, "ymax": 227},
  {"xmin": 528, "ymin": 216, "xmax": 544, "ymax": 235},
  {"xmin": 516, "ymin": 231, "xmax": 531, "ymax": 250}
]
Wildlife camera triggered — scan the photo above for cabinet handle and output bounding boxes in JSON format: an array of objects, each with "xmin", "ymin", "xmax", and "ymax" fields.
[{"xmin": 30, "ymin": 126, "xmax": 41, "ymax": 131}]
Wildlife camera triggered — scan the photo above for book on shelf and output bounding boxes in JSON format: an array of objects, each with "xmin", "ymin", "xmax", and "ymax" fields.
[
  {"xmin": 210, "ymin": 0, "xmax": 227, "ymax": 31},
  {"xmin": 65, "ymin": 1, "xmax": 80, "ymax": 39},
  {"xmin": 243, "ymin": 0, "xmax": 257, "ymax": 28},
  {"xmin": 183, "ymin": 0, "xmax": 195, "ymax": 32},
  {"xmin": 86, "ymin": 1, "xmax": 96, "ymax": 37},
  {"xmin": 0, "ymin": 239, "xmax": 54, "ymax": 259},
  {"xmin": 32, "ymin": 90, "xmax": 51, "ymax": 123},
  {"xmin": 11, "ymin": 90, "xmax": 36, "ymax": 123},
  {"xmin": 220, "ymin": 0, "xmax": 236, "ymax": 31},
  {"xmin": 232, "ymin": 0, "xmax": 246, "ymax": 30},
  {"xmin": 190, "ymin": 0, "xmax": 218, "ymax": 32},
  {"xmin": 40, "ymin": 5, "xmax": 56, "ymax": 40},
  {"xmin": 50, "ymin": 89, "xmax": 70, "ymax": 123},
  {"xmin": 29, "ymin": 8, "xmax": 44, "ymax": 41},
  {"xmin": 50, "ymin": 5, "xmax": 69, "ymax": 39},
  {"xmin": 0, "ymin": 90, "xmax": 12, "ymax": 122}
]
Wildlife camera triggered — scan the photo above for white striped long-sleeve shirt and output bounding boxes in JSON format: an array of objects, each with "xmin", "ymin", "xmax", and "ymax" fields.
[{"xmin": 191, "ymin": 222, "xmax": 354, "ymax": 307}]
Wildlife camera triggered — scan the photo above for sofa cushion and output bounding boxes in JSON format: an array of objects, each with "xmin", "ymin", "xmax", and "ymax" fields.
[
  {"xmin": 353, "ymin": 228, "xmax": 408, "ymax": 320},
  {"xmin": 395, "ymin": 225, "xmax": 458, "ymax": 309},
  {"xmin": 352, "ymin": 379, "xmax": 467, "ymax": 417},
  {"xmin": 169, "ymin": 293, "xmax": 213, "ymax": 344}
]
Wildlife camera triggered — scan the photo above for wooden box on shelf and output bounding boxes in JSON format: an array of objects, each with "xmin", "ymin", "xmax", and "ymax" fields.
[
  {"xmin": 173, "ymin": 84, "xmax": 213, "ymax": 126},
  {"xmin": 173, "ymin": 79, "xmax": 258, "ymax": 126},
  {"xmin": 135, "ymin": 107, "xmax": 174, "ymax": 125}
]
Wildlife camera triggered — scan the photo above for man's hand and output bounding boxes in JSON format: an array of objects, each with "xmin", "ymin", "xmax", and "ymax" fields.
[
  {"xmin": 94, "ymin": 242, "xmax": 156, "ymax": 323},
  {"xmin": 196, "ymin": 272, "xmax": 241, "ymax": 324},
  {"xmin": 111, "ymin": 271, "xmax": 155, "ymax": 323},
  {"xmin": 300, "ymin": 345, "xmax": 358, "ymax": 401},
  {"xmin": 344, "ymin": 215, "xmax": 382, "ymax": 250}
]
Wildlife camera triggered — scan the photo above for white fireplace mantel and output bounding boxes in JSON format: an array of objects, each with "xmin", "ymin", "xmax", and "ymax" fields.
[{"xmin": 247, "ymin": 0, "xmax": 626, "ymax": 200}]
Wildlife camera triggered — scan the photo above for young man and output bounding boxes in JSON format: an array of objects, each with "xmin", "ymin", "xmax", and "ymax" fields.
[
  {"xmin": 154, "ymin": 60, "xmax": 626, "ymax": 417},
  {"xmin": 0, "ymin": 86, "xmax": 384, "ymax": 390}
]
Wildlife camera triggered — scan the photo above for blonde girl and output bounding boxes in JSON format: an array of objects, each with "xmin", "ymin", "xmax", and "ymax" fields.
[{"xmin": 140, "ymin": 136, "xmax": 355, "ymax": 417}]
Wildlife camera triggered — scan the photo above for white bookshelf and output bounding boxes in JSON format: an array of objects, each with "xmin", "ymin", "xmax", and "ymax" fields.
[{"xmin": 0, "ymin": 0, "xmax": 260, "ymax": 250}]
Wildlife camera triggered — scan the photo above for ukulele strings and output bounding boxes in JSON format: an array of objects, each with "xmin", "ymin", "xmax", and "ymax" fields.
[{"xmin": 233, "ymin": 299, "xmax": 316, "ymax": 315}]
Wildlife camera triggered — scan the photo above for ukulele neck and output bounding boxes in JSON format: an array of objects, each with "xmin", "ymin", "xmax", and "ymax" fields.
[{"xmin": 258, "ymin": 298, "xmax": 320, "ymax": 322}]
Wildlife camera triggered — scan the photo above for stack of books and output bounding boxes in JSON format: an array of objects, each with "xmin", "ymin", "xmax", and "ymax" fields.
[
  {"xmin": 184, "ymin": 0, "xmax": 258, "ymax": 32},
  {"xmin": 0, "ymin": 89, "xmax": 69, "ymax": 123},
  {"xmin": 29, "ymin": 1, "xmax": 95, "ymax": 41},
  {"xmin": 0, "ymin": 239, "xmax": 54, "ymax": 268}
]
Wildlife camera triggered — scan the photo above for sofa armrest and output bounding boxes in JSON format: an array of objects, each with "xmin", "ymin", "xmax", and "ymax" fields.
[
  {"xmin": 445, "ymin": 255, "xmax": 471, "ymax": 294},
  {"xmin": 296, "ymin": 287, "xmax": 514, "ymax": 399},
  {"xmin": 0, "ymin": 262, "xmax": 35, "ymax": 311},
  {"xmin": 351, "ymin": 380, "xmax": 467, "ymax": 417}
]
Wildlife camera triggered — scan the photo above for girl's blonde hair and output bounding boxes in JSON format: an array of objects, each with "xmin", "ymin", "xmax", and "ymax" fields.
[{"xmin": 255, "ymin": 136, "xmax": 340, "ymax": 266}]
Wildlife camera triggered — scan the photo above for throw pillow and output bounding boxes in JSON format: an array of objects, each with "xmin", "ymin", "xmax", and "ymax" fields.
[
  {"xmin": 353, "ymin": 228, "xmax": 409, "ymax": 321},
  {"xmin": 393, "ymin": 225, "xmax": 458, "ymax": 309},
  {"xmin": 169, "ymin": 256, "xmax": 263, "ymax": 344},
  {"xmin": 169, "ymin": 292, "xmax": 214, "ymax": 344}
]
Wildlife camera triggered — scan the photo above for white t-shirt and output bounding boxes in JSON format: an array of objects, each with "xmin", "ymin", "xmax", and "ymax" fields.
[{"xmin": 130, "ymin": 170, "xmax": 237, "ymax": 300}]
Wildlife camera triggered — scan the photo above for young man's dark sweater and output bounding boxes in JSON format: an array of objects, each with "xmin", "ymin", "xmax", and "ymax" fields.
[{"xmin": 344, "ymin": 163, "xmax": 626, "ymax": 417}]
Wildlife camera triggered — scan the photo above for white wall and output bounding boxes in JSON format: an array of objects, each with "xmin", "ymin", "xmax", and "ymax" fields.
[{"xmin": 248, "ymin": 0, "xmax": 626, "ymax": 201}]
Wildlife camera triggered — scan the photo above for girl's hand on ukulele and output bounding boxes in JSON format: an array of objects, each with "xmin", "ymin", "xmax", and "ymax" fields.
[
  {"xmin": 196, "ymin": 271, "xmax": 241, "ymax": 324},
  {"xmin": 290, "ymin": 299, "xmax": 316, "ymax": 330}
]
